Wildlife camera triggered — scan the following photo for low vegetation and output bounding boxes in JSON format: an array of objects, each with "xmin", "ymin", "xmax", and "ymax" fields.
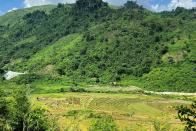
[{"xmin": 89, "ymin": 115, "xmax": 118, "ymax": 131}]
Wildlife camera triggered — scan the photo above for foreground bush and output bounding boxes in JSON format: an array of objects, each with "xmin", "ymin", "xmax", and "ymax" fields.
[
  {"xmin": 0, "ymin": 87, "xmax": 59, "ymax": 131},
  {"xmin": 176, "ymin": 101, "xmax": 196, "ymax": 131}
]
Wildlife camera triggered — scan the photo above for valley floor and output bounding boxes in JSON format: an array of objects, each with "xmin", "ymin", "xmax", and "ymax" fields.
[
  {"xmin": 32, "ymin": 92, "xmax": 195, "ymax": 131},
  {"xmin": 0, "ymin": 80, "xmax": 195, "ymax": 130}
]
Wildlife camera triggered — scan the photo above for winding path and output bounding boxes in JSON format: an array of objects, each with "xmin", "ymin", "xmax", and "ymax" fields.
[{"xmin": 144, "ymin": 91, "xmax": 196, "ymax": 96}]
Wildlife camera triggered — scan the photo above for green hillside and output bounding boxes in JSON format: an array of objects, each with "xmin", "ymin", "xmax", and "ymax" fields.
[
  {"xmin": 0, "ymin": 1, "xmax": 195, "ymax": 92},
  {"xmin": 0, "ymin": 5, "xmax": 55, "ymax": 26}
]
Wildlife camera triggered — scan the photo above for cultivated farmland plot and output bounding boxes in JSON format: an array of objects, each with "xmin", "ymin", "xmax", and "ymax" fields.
[{"xmin": 33, "ymin": 92, "xmax": 195, "ymax": 131}]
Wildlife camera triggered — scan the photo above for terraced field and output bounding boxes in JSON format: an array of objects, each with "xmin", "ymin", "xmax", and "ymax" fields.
[{"xmin": 32, "ymin": 92, "xmax": 195, "ymax": 131}]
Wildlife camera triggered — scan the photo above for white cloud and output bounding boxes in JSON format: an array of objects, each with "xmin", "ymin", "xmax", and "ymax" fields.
[
  {"xmin": 23, "ymin": 0, "xmax": 131, "ymax": 8},
  {"xmin": 24, "ymin": 0, "xmax": 76, "ymax": 7},
  {"xmin": 8, "ymin": 7, "xmax": 18, "ymax": 12},
  {"xmin": 151, "ymin": 0, "xmax": 196, "ymax": 12},
  {"xmin": 151, "ymin": 4, "xmax": 168, "ymax": 12},
  {"xmin": 168, "ymin": 0, "xmax": 196, "ymax": 9},
  {"xmin": 23, "ymin": 0, "xmax": 196, "ymax": 11}
]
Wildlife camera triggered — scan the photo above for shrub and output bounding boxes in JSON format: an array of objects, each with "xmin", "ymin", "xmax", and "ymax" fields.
[
  {"xmin": 27, "ymin": 108, "xmax": 56, "ymax": 131},
  {"xmin": 60, "ymin": 88, "xmax": 66, "ymax": 93},
  {"xmin": 13, "ymin": 74, "xmax": 41, "ymax": 85},
  {"xmin": 68, "ymin": 87, "xmax": 87, "ymax": 92},
  {"xmin": 0, "ymin": 69, "xmax": 5, "ymax": 75},
  {"xmin": 66, "ymin": 110, "xmax": 79, "ymax": 117},
  {"xmin": 0, "ymin": 87, "xmax": 59, "ymax": 130},
  {"xmin": 176, "ymin": 101, "xmax": 196, "ymax": 131},
  {"xmin": 89, "ymin": 115, "xmax": 118, "ymax": 131},
  {"xmin": 85, "ymin": 32, "xmax": 96, "ymax": 41},
  {"xmin": 153, "ymin": 120, "xmax": 171, "ymax": 131}
]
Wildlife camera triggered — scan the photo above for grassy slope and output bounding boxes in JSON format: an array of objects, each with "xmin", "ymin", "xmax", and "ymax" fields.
[
  {"xmin": 0, "ymin": 5, "xmax": 55, "ymax": 26},
  {"xmin": 21, "ymin": 34, "xmax": 83, "ymax": 71}
]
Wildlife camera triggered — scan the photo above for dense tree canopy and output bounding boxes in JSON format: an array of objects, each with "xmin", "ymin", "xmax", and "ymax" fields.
[
  {"xmin": 75, "ymin": 0, "xmax": 107, "ymax": 10},
  {"xmin": 0, "ymin": 0, "xmax": 195, "ymax": 92}
]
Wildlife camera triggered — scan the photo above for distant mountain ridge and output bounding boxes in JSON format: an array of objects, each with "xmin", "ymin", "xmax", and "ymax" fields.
[{"xmin": 0, "ymin": 0, "xmax": 195, "ymax": 92}]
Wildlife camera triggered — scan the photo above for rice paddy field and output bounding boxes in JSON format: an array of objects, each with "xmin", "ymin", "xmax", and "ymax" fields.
[{"xmin": 32, "ymin": 92, "xmax": 195, "ymax": 131}]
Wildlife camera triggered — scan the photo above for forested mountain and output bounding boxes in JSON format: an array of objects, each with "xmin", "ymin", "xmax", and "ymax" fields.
[
  {"xmin": 0, "ymin": 0, "xmax": 195, "ymax": 92},
  {"xmin": 0, "ymin": 5, "xmax": 55, "ymax": 26}
]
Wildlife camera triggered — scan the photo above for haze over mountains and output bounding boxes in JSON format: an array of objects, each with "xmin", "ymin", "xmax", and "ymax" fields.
[{"xmin": 0, "ymin": 0, "xmax": 195, "ymax": 92}]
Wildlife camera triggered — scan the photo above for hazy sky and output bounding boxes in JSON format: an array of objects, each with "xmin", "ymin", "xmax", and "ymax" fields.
[{"xmin": 0, "ymin": 0, "xmax": 196, "ymax": 15}]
